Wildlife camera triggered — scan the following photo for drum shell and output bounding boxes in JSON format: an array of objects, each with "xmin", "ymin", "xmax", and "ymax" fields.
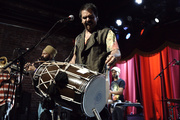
[{"xmin": 33, "ymin": 62, "xmax": 106, "ymax": 117}]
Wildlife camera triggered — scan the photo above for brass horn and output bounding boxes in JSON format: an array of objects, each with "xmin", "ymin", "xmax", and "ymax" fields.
[{"xmin": 0, "ymin": 56, "xmax": 8, "ymax": 68}]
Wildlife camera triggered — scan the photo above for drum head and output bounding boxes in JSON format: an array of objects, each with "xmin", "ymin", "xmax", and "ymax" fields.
[{"xmin": 82, "ymin": 74, "xmax": 106, "ymax": 117}]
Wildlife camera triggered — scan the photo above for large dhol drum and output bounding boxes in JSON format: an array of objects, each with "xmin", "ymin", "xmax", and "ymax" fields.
[{"xmin": 33, "ymin": 61, "xmax": 106, "ymax": 117}]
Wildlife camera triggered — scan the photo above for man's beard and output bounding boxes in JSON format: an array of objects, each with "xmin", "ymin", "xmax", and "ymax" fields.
[
  {"xmin": 85, "ymin": 21, "xmax": 93, "ymax": 25},
  {"xmin": 85, "ymin": 21, "xmax": 96, "ymax": 32},
  {"xmin": 40, "ymin": 55, "xmax": 51, "ymax": 61},
  {"xmin": 85, "ymin": 21, "xmax": 93, "ymax": 28},
  {"xmin": 112, "ymin": 74, "xmax": 118, "ymax": 79}
]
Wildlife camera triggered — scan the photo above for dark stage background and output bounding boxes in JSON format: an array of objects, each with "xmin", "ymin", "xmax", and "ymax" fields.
[{"xmin": 0, "ymin": 0, "xmax": 180, "ymax": 119}]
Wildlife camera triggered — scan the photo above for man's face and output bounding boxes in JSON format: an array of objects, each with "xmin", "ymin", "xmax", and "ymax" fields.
[
  {"xmin": 41, "ymin": 51, "xmax": 51, "ymax": 61},
  {"xmin": 111, "ymin": 70, "xmax": 118, "ymax": 78},
  {"xmin": 81, "ymin": 9, "xmax": 98, "ymax": 32}
]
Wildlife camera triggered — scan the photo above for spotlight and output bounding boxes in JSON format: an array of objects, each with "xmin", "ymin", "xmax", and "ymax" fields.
[
  {"xmin": 135, "ymin": 0, "xmax": 143, "ymax": 5},
  {"xmin": 123, "ymin": 26, "xmax": 128, "ymax": 30},
  {"xmin": 127, "ymin": 16, "xmax": 132, "ymax": 22},
  {"xmin": 125, "ymin": 33, "xmax": 131, "ymax": 39},
  {"xmin": 116, "ymin": 19, "xmax": 122, "ymax": 26},
  {"xmin": 140, "ymin": 29, "xmax": 144, "ymax": 35},
  {"xmin": 154, "ymin": 18, "xmax": 160, "ymax": 23}
]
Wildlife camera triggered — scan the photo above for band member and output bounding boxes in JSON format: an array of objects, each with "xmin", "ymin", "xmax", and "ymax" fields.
[
  {"xmin": 25, "ymin": 45, "xmax": 57, "ymax": 72},
  {"xmin": 69, "ymin": 3, "xmax": 121, "ymax": 120},
  {"xmin": 69, "ymin": 3, "xmax": 121, "ymax": 72},
  {"xmin": 109, "ymin": 67, "xmax": 125, "ymax": 120},
  {"xmin": 25, "ymin": 45, "xmax": 57, "ymax": 120},
  {"xmin": 0, "ymin": 56, "xmax": 19, "ymax": 120}
]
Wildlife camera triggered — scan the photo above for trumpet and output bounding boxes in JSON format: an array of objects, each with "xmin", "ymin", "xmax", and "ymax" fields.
[
  {"xmin": 0, "ymin": 56, "xmax": 28, "ymax": 75},
  {"xmin": 0, "ymin": 56, "xmax": 8, "ymax": 69},
  {"xmin": 0, "ymin": 56, "xmax": 12, "ymax": 73}
]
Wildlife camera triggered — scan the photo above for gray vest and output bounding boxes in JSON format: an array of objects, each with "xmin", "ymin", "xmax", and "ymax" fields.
[{"xmin": 75, "ymin": 28, "xmax": 110, "ymax": 73}]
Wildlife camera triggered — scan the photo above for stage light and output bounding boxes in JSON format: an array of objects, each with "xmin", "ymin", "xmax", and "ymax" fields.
[
  {"xmin": 135, "ymin": 0, "xmax": 143, "ymax": 5},
  {"xmin": 154, "ymin": 18, "xmax": 160, "ymax": 23},
  {"xmin": 116, "ymin": 19, "xmax": 122, "ymax": 26},
  {"xmin": 140, "ymin": 29, "xmax": 144, "ymax": 35},
  {"xmin": 123, "ymin": 26, "xmax": 128, "ymax": 30},
  {"xmin": 127, "ymin": 16, "xmax": 132, "ymax": 22},
  {"xmin": 126, "ymin": 33, "xmax": 131, "ymax": 39}
]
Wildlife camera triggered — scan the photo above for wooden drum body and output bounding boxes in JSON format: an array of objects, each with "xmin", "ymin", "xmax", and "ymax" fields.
[{"xmin": 33, "ymin": 62, "xmax": 106, "ymax": 117}]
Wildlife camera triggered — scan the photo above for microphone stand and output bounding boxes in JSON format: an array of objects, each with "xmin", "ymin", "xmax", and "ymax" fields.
[
  {"xmin": 154, "ymin": 59, "xmax": 176, "ymax": 119},
  {"xmin": 2, "ymin": 18, "xmax": 68, "ymax": 120},
  {"xmin": 3, "ymin": 18, "xmax": 68, "ymax": 70}
]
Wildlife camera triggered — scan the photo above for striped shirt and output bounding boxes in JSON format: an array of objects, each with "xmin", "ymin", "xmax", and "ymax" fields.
[{"xmin": 0, "ymin": 72, "xmax": 16, "ymax": 107}]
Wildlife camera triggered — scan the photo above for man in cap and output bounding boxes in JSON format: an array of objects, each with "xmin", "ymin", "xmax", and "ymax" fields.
[
  {"xmin": 25, "ymin": 45, "xmax": 57, "ymax": 72},
  {"xmin": 40, "ymin": 45, "xmax": 57, "ymax": 61},
  {"xmin": 109, "ymin": 66, "xmax": 125, "ymax": 120},
  {"xmin": 25, "ymin": 45, "xmax": 57, "ymax": 120}
]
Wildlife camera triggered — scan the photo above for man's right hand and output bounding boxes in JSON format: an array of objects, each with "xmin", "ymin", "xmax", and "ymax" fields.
[{"xmin": 24, "ymin": 62, "xmax": 36, "ymax": 72}]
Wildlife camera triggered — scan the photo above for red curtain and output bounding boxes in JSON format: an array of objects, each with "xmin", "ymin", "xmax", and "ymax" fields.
[{"xmin": 114, "ymin": 46, "xmax": 180, "ymax": 119}]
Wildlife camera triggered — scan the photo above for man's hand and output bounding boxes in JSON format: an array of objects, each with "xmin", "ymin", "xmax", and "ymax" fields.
[
  {"xmin": 105, "ymin": 55, "xmax": 117, "ymax": 68},
  {"xmin": 105, "ymin": 49, "xmax": 121, "ymax": 68},
  {"xmin": 24, "ymin": 62, "xmax": 36, "ymax": 72}
]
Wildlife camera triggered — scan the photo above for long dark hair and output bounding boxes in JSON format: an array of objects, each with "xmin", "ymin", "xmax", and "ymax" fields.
[{"xmin": 79, "ymin": 3, "xmax": 98, "ymax": 18}]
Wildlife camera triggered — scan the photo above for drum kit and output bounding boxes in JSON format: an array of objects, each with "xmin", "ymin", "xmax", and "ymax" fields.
[{"xmin": 33, "ymin": 61, "xmax": 107, "ymax": 119}]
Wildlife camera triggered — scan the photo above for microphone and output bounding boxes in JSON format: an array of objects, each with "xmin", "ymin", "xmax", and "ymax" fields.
[
  {"xmin": 173, "ymin": 59, "xmax": 180, "ymax": 66},
  {"xmin": 15, "ymin": 48, "xmax": 29, "ymax": 51},
  {"xmin": 58, "ymin": 15, "xmax": 74, "ymax": 23}
]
